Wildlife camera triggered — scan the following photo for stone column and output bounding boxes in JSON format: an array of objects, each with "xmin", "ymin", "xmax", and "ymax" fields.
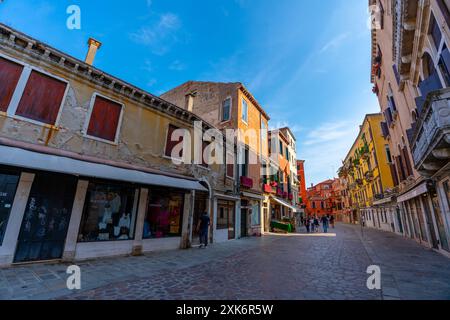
[
  {"xmin": 212, "ymin": 197, "xmax": 218, "ymax": 243},
  {"xmin": 0, "ymin": 172, "xmax": 35, "ymax": 266},
  {"xmin": 181, "ymin": 190, "xmax": 195, "ymax": 249},
  {"xmin": 132, "ymin": 188, "xmax": 148, "ymax": 256},
  {"xmin": 62, "ymin": 180, "xmax": 88, "ymax": 262}
]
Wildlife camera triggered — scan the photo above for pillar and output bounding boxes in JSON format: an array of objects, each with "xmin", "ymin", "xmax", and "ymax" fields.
[
  {"xmin": 62, "ymin": 180, "xmax": 88, "ymax": 262},
  {"xmin": 0, "ymin": 172, "xmax": 35, "ymax": 265}
]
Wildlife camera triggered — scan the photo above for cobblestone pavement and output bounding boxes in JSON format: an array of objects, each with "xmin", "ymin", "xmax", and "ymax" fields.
[{"xmin": 1, "ymin": 224, "xmax": 449, "ymax": 300}]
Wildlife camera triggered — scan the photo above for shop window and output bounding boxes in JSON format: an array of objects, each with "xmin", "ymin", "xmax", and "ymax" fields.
[
  {"xmin": 222, "ymin": 97, "xmax": 231, "ymax": 122},
  {"xmin": 0, "ymin": 56, "xmax": 23, "ymax": 112},
  {"xmin": 86, "ymin": 95, "xmax": 123, "ymax": 143},
  {"xmin": 251, "ymin": 204, "xmax": 260, "ymax": 226},
  {"xmin": 0, "ymin": 169, "xmax": 20, "ymax": 245},
  {"xmin": 15, "ymin": 70, "xmax": 67, "ymax": 125},
  {"xmin": 143, "ymin": 189, "xmax": 184, "ymax": 239},
  {"xmin": 78, "ymin": 182, "xmax": 138, "ymax": 242},
  {"xmin": 217, "ymin": 200, "xmax": 235, "ymax": 240},
  {"xmin": 165, "ymin": 124, "xmax": 184, "ymax": 159}
]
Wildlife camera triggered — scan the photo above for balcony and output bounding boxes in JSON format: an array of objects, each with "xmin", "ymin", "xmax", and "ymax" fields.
[
  {"xmin": 263, "ymin": 184, "xmax": 273, "ymax": 193},
  {"xmin": 415, "ymin": 71, "xmax": 443, "ymax": 115},
  {"xmin": 240, "ymin": 176, "xmax": 254, "ymax": 189},
  {"xmin": 411, "ymin": 88, "xmax": 450, "ymax": 176}
]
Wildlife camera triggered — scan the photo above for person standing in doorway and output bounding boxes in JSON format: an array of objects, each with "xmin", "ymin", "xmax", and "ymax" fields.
[{"xmin": 197, "ymin": 211, "xmax": 210, "ymax": 248}]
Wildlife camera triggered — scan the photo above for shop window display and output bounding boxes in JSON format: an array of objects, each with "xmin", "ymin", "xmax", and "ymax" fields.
[
  {"xmin": 78, "ymin": 182, "xmax": 138, "ymax": 242},
  {"xmin": 143, "ymin": 190, "xmax": 183, "ymax": 239}
]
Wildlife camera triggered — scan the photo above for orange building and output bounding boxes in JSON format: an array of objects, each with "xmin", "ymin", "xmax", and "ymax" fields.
[
  {"xmin": 297, "ymin": 160, "xmax": 307, "ymax": 208},
  {"xmin": 306, "ymin": 179, "xmax": 336, "ymax": 217}
]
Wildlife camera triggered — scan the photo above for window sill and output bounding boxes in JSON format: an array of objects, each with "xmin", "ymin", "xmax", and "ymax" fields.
[
  {"xmin": 8, "ymin": 113, "xmax": 60, "ymax": 131},
  {"xmin": 83, "ymin": 133, "xmax": 119, "ymax": 146}
]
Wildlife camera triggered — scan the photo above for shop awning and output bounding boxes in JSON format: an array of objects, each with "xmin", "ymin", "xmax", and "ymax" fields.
[
  {"xmin": 270, "ymin": 196, "xmax": 298, "ymax": 212},
  {"xmin": 0, "ymin": 145, "xmax": 208, "ymax": 192},
  {"xmin": 397, "ymin": 182, "xmax": 428, "ymax": 203}
]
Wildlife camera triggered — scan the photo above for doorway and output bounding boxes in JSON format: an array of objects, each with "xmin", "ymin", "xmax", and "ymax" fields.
[
  {"xmin": 14, "ymin": 173, "xmax": 77, "ymax": 263},
  {"xmin": 192, "ymin": 192, "xmax": 208, "ymax": 245},
  {"xmin": 240, "ymin": 208, "xmax": 248, "ymax": 238},
  {"xmin": 421, "ymin": 195, "xmax": 439, "ymax": 249}
]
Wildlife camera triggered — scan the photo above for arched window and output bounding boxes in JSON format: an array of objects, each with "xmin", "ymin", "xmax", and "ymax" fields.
[{"xmin": 421, "ymin": 52, "xmax": 436, "ymax": 80}]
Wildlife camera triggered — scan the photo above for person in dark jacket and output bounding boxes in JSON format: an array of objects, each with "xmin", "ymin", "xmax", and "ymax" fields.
[{"xmin": 197, "ymin": 212, "xmax": 210, "ymax": 248}]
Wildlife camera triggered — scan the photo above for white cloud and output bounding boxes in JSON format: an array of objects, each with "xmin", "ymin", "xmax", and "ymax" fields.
[
  {"xmin": 169, "ymin": 60, "xmax": 186, "ymax": 71},
  {"xmin": 130, "ymin": 13, "xmax": 182, "ymax": 55},
  {"xmin": 319, "ymin": 32, "xmax": 349, "ymax": 54}
]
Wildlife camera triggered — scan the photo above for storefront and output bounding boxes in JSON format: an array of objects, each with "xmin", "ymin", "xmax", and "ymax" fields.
[
  {"xmin": 0, "ymin": 145, "xmax": 208, "ymax": 266},
  {"xmin": 240, "ymin": 192, "xmax": 263, "ymax": 238}
]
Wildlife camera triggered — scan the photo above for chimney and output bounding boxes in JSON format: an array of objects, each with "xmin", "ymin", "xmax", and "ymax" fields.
[
  {"xmin": 185, "ymin": 91, "xmax": 197, "ymax": 112},
  {"xmin": 85, "ymin": 38, "xmax": 102, "ymax": 66}
]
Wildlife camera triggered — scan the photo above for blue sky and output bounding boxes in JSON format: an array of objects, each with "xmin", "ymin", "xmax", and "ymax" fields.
[{"xmin": 0, "ymin": 0, "xmax": 379, "ymax": 186}]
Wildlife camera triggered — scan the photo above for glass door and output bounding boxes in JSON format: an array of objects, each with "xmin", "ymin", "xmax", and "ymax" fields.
[
  {"xmin": 0, "ymin": 169, "xmax": 20, "ymax": 245},
  {"xmin": 14, "ymin": 173, "xmax": 77, "ymax": 263}
]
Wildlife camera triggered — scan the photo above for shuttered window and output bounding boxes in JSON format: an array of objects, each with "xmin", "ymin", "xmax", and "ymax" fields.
[
  {"xmin": 0, "ymin": 57, "xmax": 23, "ymax": 112},
  {"xmin": 165, "ymin": 124, "xmax": 184, "ymax": 159},
  {"xmin": 87, "ymin": 95, "xmax": 123, "ymax": 142},
  {"xmin": 402, "ymin": 146, "xmax": 414, "ymax": 177},
  {"xmin": 226, "ymin": 153, "xmax": 234, "ymax": 178},
  {"xmin": 15, "ymin": 70, "xmax": 67, "ymax": 125}
]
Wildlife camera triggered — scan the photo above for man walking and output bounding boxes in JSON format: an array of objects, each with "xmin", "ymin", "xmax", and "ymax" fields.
[
  {"xmin": 305, "ymin": 216, "xmax": 311, "ymax": 233},
  {"xmin": 321, "ymin": 215, "xmax": 329, "ymax": 233},
  {"xmin": 197, "ymin": 211, "xmax": 210, "ymax": 248}
]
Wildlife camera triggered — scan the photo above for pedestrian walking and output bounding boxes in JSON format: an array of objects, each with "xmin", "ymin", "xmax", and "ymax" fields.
[
  {"xmin": 305, "ymin": 217, "xmax": 310, "ymax": 233},
  {"xmin": 322, "ymin": 215, "xmax": 329, "ymax": 233},
  {"xmin": 330, "ymin": 215, "xmax": 335, "ymax": 229},
  {"xmin": 314, "ymin": 216, "xmax": 319, "ymax": 233},
  {"xmin": 197, "ymin": 211, "xmax": 210, "ymax": 248}
]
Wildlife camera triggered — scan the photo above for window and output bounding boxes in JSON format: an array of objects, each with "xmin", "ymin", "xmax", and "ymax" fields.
[
  {"xmin": 165, "ymin": 124, "xmax": 184, "ymax": 159},
  {"xmin": 222, "ymin": 97, "xmax": 231, "ymax": 122},
  {"xmin": 240, "ymin": 146, "xmax": 249, "ymax": 177},
  {"xmin": 385, "ymin": 145, "xmax": 392, "ymax": 163},
  {"xmin": 78, "ymin": 181, "xmax": 138, "ymax": 242},
  {"xmin": 86, "ymin": 94, "xmax": 124, "ymax": 143},
  {"xmin": 15, "ymin": 70, "xmax": 67, "ymax": 125},
  {"xmin": 279, "ymin": 141, "xmax": 283, "ymax": 157},
  {"xmin": 201, "ymin": 140, "xmax": 210, "ymax": 168},
  {"xmin": 0, "ymin": 56, "xmax": 23, "ymax": 112},
  {"xmin": 429, "ymin": 13, "xmax": 442, "ymax": 50},
  {"xmin": 438, "ymin": 45, "xmax": 450, "ymax": 86},
  {"xmin": 217, "ymin": 200, "xmax": 235, "ymax": 240},
  {"xmin": 286, "ymin": 147, "xmax": 290, "ymax": 160},
  {"xmin": 226, "ymin": 152, "xmax": 235, "ymax": 179},
  {"xmin": 241, "ymin": 98, "xmax": 248, "ymax": 123},
  {"xmin": 0, "ymin": 169, "xmax": 20, "ymax": 245},
  {"xmin": 261, "ymin": 120, "xmax": 267, "ymax": 154},
  {"xmin": 143, "ymin": 189, "xmax": 184, "ymax": 239}
]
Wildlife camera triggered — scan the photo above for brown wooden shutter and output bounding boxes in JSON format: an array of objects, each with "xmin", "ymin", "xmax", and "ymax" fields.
[
  {"xmin": 402, "ymin": 146, "xmax": 414, "ymax": 177},
  {"xmin": 227, "ymin": 162, "xmax": 234, "ymax": 178},
  {"xmin": 87, "ymin": 96, "xmax": 122, "ymax": 142},
  {"xmin": 390, "ymin": 163, "xmax": 399, "ymax": 186},
  {"xmin": 16, "ymin": 71, "xmax": 67, "ymax": 125},
  {"xmin": 395, "ymin": 156, "xmax": 406, "ymax": 182},
  {"xmin": 165, "ymin": 124, "xmax": 184, "ymax": 158},
  {"xmin": 0, "ymin": 57, "xmax": 23, "ymax": 112}
]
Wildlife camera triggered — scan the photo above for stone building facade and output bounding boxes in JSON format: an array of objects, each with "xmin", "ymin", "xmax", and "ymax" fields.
[
  {"xmin": 0, "ymin": 24, "xmax": 232, "ymax": 266},
  {"xmin": 368, "ymin": 0, "xmax": 450, "ymax": 256}
]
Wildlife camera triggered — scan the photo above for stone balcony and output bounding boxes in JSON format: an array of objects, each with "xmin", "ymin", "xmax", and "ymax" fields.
[{"xmin": 411, "ymin": 88, "xmax": 450, "ymax": 176}]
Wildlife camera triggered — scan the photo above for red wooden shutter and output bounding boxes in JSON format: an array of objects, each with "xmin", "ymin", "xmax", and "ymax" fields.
[
  {"xmin": 87, "ymin": 96, "xmax": 122, "ymax": 142},
  {"xmin": 0, "ymin": 57, "xmax": 23, "ymax": 112},
  {"xmin": 165, "ymin": 124, "xmax": 184, "ymax": 158},
  {"xmin": 16, "ymin": 71, "xmax": 67, "ymax": 125}
]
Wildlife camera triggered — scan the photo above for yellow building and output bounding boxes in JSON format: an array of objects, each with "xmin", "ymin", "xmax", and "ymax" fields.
[{"xmin": 340, "ymin": 114, "xmax": 394, "ymax": 228}]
